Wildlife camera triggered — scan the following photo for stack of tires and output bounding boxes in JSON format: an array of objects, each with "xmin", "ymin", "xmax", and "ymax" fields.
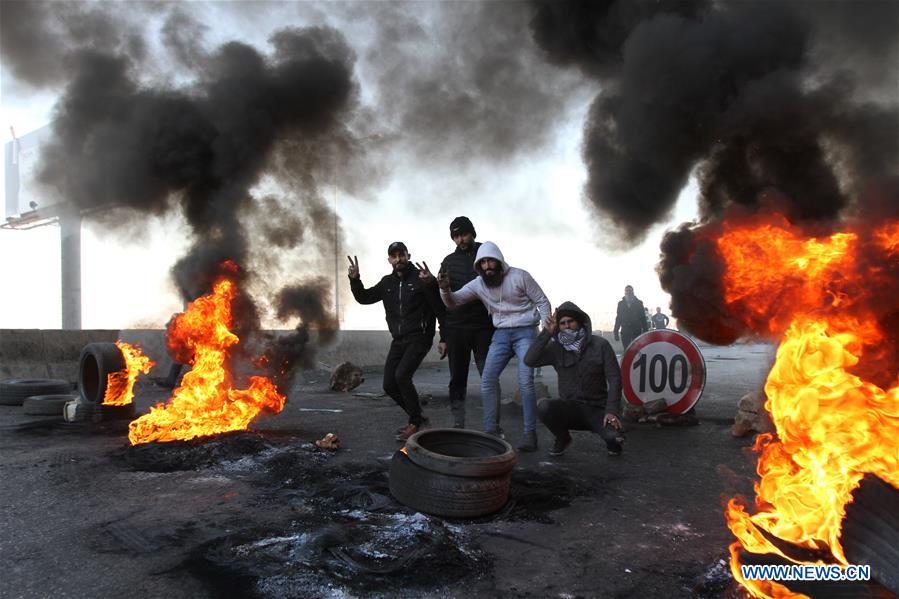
[
  {"xmin": 0, "ymin": 379, "xmax": 77, "ymax": 416},
  {"xmin": 389, "ymin": 428, "xmax": 516, "ymax": 518},
  {"xmin": 0, "ymin": 341, "xmax": 141, "ymax": 422}
]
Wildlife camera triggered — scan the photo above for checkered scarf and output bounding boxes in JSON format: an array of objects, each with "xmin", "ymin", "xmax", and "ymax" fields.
[{"xmin": 557, "ymin": 327, "xmax": 586, "ymax": 354}]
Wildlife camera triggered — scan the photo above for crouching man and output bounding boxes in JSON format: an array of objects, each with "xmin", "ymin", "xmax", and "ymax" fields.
[{"xmin": 524, "ymin": 302, "xmax": 625, "ymax": 456}]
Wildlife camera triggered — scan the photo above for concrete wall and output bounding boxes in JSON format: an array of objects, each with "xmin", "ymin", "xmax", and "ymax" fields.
[
  {"xmin": 0, "ymin": 329, "xmax": 445, "ymax": 383},
  {"xmin": 0, "ymin": 329, "xmax": 120, "ymax": 381},
  {"xmin": 1, "ymin": 327, "xmax": 713, "ymax": 383}
]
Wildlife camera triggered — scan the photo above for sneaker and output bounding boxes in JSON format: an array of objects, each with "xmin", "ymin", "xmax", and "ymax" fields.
[
  {"xmin": 606, "ymin": 436, "xmax": 625, "ymax": 456},
  {"xmin": 549, "ymin": 433, "xmax": 572, "ymax": 456},
  {"xmin": 396, "ymin": 416, "xmax": 429, "ymax": 434},
  {"xmin": 486, "ymin": 427, "xmax": 505, "ymax": 440},
  {"xmin": 395, "ymin": 423, "xmax": 419, "ymax": 442},
  {"xmin": 517, "ymin": 430, "xmax": 538, "ymax": 452}
]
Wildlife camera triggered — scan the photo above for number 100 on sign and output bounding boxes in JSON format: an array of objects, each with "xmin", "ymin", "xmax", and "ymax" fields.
[{"xmin": 621, "ymin": 330, "xmax": 706, "ymax": 414}]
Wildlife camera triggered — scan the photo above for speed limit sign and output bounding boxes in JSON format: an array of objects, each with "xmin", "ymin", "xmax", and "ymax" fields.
[{"xmin": 620, "ymin": 330, "xmax": 706, "ymax": 414}]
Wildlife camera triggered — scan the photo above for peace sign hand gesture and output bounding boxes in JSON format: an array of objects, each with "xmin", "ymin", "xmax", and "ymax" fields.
[
  {"xmin": 543, "ymin": 310, "xmax": 557, "ymax": 334},
  {"xmin": 347, "ymin": 255, "xmax": 360, "ymax": 279},
  {"xmin": 414, "ymin": 261, "xmax": 435, "ymax": 284}
]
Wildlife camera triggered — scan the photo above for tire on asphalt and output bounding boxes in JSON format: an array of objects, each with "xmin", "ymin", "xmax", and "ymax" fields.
[
  {"xmin": 0, "ymin": 379, "xmax": 73, "ymax": 406},
  {"xmin": 23, "ymin": 394, "xmax": 80, "ymax": 416},
  {"xmin": 78, "ymin": 342, "xmax": 126, "ymax": 404},
  {"xmin": 404, "ymin": 428, "xmax": 516, "ymax": 478},
  {"xmin": 388, "ymin": 450, "xmax": 511, "ymax": 518}
]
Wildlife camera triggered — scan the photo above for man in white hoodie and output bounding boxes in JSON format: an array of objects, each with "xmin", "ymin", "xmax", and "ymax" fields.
[{"xmin": 435, "ymin": 241, "xmax": 551, "ymax": 451}]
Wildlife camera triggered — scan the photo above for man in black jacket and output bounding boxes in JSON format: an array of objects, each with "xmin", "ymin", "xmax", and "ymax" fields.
[
  {"xmin": 438, "ymin": 217, "xmax": 495, "ymax": 428},
  {"xmin": 524, "ymin": 301, "xmax": 625, "ymax": 456},
  {"xmin": 613, "ymin": 285, "xmax": 648, "ymax": 351},
  {"xmin": 348, "ymin": 242, "xmax": 445, "ymax": 441}
]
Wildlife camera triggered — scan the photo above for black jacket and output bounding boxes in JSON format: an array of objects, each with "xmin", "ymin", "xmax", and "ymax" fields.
[
  {"xmin": 614, "ymin": 296, "xmax": 649, "ymax": 335},
  {"xmin": 439, "ymin": 242, "xmax": 493, "ymax": 333},
  {"xmin": 350, "ymin": 266, "xmax": 445, "ymax": 340},
  {"xmin": 523, "ymin": 301, "xmax": 622, "ymax": 415}
]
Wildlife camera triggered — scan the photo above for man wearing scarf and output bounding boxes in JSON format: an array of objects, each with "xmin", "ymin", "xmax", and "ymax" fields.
[{"xmin": 524, "ymin": 301, "xmax": 625, "ymax": 456}]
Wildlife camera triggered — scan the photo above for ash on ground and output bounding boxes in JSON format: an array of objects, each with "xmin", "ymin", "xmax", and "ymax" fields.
[
  {"xmin": 119, "ymin": 430, "xmax": 329, "ymax": 473},
  {"xmin": 194, "ymin": 512, "xmax": 487, "ymax": 599},
  {"xmin": 109, "ymin": 432, "xmax": 616, "ymax": 597}
]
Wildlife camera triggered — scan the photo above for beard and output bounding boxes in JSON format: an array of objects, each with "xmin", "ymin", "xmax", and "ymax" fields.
[
  {"xmin": 480, "ymin": 269, "xmax": 503, "ymax": 287},
  {"xmin": 393, "ymin": 261, "xmax": 410, "ymax": 274}
]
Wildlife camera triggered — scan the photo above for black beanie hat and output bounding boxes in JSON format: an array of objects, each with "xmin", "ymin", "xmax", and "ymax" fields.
[{"xmin": 449, "ymin": 216, "xmax": 476, "ymax": 238}]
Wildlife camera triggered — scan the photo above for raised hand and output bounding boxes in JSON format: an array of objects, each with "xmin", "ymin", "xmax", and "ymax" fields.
[
  {"xmin": 347, "ymin": 255, "xmax": 360, "ymax": 279},
  {"xmin": 437, "ymin": 270, "xmax": 451, "ymax": 290},
  {"xmin": 543, "ymin": 311, "xmax": 557, "ymax": 334},
  {"xmin": 414, "ymin": 261, "xmax": 435, "ymax": 284}
]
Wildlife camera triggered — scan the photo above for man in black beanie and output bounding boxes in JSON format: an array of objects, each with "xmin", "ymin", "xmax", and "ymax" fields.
[{"xmin": 438, "ymin": 217, "xmax": 495, "ymax": 428}]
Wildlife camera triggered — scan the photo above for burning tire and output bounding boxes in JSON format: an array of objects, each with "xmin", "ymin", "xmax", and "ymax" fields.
[
  {"xmin": 96, "ymin": 402, "xmax": 136, "ymax": 420},
  {"xmin": 389, "ymin": 449, "xmax": 511, "ymax": 518},
  {"xmin": 0, "ymin": 378, "xmax": 73, "ymax": 406},
  {"xmin": 404, "ymin": 428, "xmax": 516, "ymax": 478},
  {"xmin": 78, "ymin": 342, "xmax": 126, "ymax": 404},
  {"xmin": 22, "ymin": 394, "xmax": 80, "ymax": 416},
  {"xmin": 63, "ymin": 398, "xmax": 136, "ymax": 422}
]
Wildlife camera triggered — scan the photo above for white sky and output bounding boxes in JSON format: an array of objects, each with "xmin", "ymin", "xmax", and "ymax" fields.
[{"xmin": 0, "ymin": 2, "xmax": 700, "ymax": 332}]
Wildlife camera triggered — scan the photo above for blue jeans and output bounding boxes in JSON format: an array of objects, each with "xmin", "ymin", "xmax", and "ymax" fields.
[{"xmin": 481, "ymin": 326, "xmax": 538, "ymax": 434}]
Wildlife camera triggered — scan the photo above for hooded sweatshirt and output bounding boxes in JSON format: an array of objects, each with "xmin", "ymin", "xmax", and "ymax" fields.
[
  {"xmin": 523, "ymin": 301, "xmax": 622, "ymax": 415},
  {"xmin": 440, "ymin": 241, "xmax": 551, "ymax": 329}
]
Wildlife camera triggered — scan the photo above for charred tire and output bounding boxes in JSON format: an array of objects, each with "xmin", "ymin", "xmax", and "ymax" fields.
[
  {"xmin": 0, "ymin": 379, "xmax": 72, "ymax": 406},
  {"xmin": 78, "ymin": 342, "xmax": 126, "ymax": 404},
  {"xmin": 404, "ymin": 428, "xmax": 516, "ymax": 478},
  {"xmin": 389, "ymin": 450, "xmax": 511, "ymax": 518},
  {"xmin": 97, "ymin": 403, "xmax": 136, "ymax": 420}
]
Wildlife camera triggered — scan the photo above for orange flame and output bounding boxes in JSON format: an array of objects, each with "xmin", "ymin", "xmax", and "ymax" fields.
[
  {"xmin": 128, "ymin": 265, "xmax": 285, "ymax": 445},
  {"xmin": 102, "ymin": 341, "xmax": 155, "ymax": 406},
  {"xmin": 717, "ymin": 216, "xmax": 899, "ymax": 598}
]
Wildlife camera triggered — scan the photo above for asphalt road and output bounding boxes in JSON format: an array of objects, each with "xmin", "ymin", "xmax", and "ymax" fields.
[{"xmin": 1, "ymin": 341, "xmax": 777, "ymax": 598}]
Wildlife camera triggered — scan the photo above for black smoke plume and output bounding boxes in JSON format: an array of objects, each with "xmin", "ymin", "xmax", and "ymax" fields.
[
  {"xmin": 0, "ymin": 0, "xmax": 147, "ymax": 89},
  {"xmin": 257, "ymin": 279, "xmax": 340, "ymax": 390},
  {"xmin": 21, "ymin": 17, "xmax": 359, "ymax": 384},
  {"xmin": 532, "ymin": 0, "xmax": 899, "ymax": 343},
  {"xmin": 531, "ymin": 0, "xmax": 898, "ymax": 242}
]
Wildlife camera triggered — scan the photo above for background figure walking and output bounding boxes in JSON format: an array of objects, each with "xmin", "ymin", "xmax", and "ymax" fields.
[{"xmin": 613, "ymin": 285, "xmax": 648, "ymax": 351}]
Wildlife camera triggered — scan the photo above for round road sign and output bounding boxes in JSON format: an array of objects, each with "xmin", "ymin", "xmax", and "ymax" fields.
[{"xmin": 620, "ymin": 330, "xmax": 706, "ymax": 414}]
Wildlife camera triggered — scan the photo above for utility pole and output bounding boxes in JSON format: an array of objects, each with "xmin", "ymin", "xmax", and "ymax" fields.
[{"xmin": 333, "ymin": 185, "xmax": 339, "ymax": 324}]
